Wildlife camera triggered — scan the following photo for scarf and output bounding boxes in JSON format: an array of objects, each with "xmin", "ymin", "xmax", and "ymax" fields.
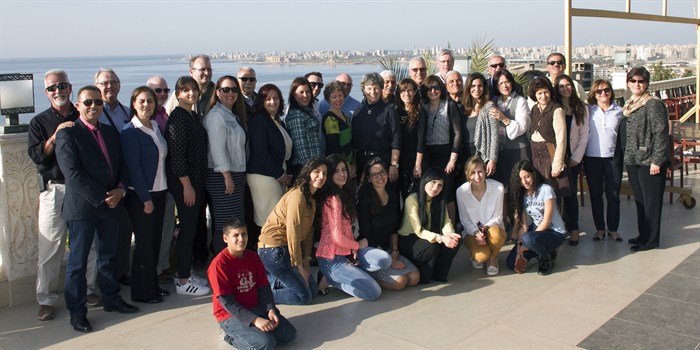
[{"xmin": 622, "ymin": 92, "xmax": 657, "ymax": 117}]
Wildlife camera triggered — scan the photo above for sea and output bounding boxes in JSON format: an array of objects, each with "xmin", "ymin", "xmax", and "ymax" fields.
[{"xmin": 0, "ymin": 54, "xmax": 378, "ymax": 124}]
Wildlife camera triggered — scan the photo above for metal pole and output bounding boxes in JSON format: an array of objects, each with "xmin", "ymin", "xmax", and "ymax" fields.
[
  {"xmin": 662, "ymin": 0, "xmax": 667, "ymax": 16},
  {"xmin": 626, "ymin": 0, "xmax": 631, "ymax": 13},
  {"xmin": 565, "ymin": 0, "xmax": 572, "ymax": 76}
]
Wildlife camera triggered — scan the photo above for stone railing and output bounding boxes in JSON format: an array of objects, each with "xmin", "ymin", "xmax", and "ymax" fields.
[{"xmin": 0, "ymin": 133, "xmax": 40, "ymax": 306}]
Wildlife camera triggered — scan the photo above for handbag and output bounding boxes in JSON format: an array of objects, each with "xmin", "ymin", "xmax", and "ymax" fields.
[{"xmin": 545, "ymin": 143, "xmax": 573, "ymax": 197}]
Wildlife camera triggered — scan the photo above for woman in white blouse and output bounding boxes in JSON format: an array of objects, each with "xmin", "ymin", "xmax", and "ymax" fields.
[
  {"xmin": 204, "ymin": 75, "xmax": 248, "ymax": 253},
  {"xmin": 456, "ymin": 156, "xmax": 506, "ymax": 276}
]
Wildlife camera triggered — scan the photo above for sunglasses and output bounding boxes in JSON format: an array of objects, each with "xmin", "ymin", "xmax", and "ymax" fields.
[
  {"xmin": 628, "ymin": 79, "xmax": 646, "ymax": 84},
  {"xmin": 489, "ymin": 63, "xmax": 505, "ymax": 68},
  {"xmin": 239, "ymin": 77, "xmax": 257, "ymax": 82},
  {"xmin": 218, "ymin": 86, "xmax": 240, "ymax": 94},
  {"xmin": 411, "ymin": 68, "xmax": 427, "ymax": 73},
  {"xmin": 154, "ymin": 88, "xmax": 171, "ymax": 94},
  {"xmin": 547, "ymin": 60, "xmax": 564, "ymax": 66},
  {"xmin": 596, "ymin": 87, "xmax": 612, "ymax": 94},
  {"xmin": 426, "ymin": 85, "xmax": 441, "ymax": 92},
  {"xmin": 81, "ymin": 99, "xmax": 104, "ymax": 107},
  {"xmin": 45, "ymin": 82, "xmax": 70, "ymax": 92},
  {"xmin": 310, "ymin": 82, "xmax": 325, "ymax": 89}
]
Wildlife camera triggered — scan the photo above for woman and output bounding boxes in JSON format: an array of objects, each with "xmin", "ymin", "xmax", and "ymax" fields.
[
  {"xmin": 398, "ymin": 167, "xmax": 461, "ymax": 284},
  {"xmin": 461, "ymin": 73, "xmax": 499, "ymax": 180},
  {"xmin": 247, "ymin": 84, "xmax": 293, "ymax": 249},
  {"xmin": 351, "ymin": 72, "xmax": 401, "ymax": 181},
  {"xmin": 357, "ymin": 157, "xmax": 420, "ymax": 290},
  {"xmin": 322, "ymin": 81, "xmax": 355, "ymax": 177},
  {"xmin": 489, "ymin": 70, "xmax": 531, "ymax": 187},
  {"xmin": 423, "ymin": 75, "xmax": 462, "ymax": 223},
  {"xmin": 528, "ymin": 77, "xmax": 569, "ymax": 198},
  {"xmin": 455, "ymin": 156, "xmax": 506, "ymax": 276},
  {"xmin": 585, "ymin": 79, "xmax": 624, "ymax": 243},
  {"xmin": 286, "ymin": 77, "xmax": 323, "ymax": 178},
  {"xmin": 257, "ymin": 158, "xmax": 328, "ymax": 305},
  {"xmin": 165, "ymin": 76, "xmax": 210, "ymax": 295},
  {"xmin": 553, "ymin": 74, "xmax": 589, "ymax": 245},
  {"xmin": 121, "ymin": 86, "xmax": 168, "ymax": 303},
  {"xmin": 623, "ymin": 67, "xmax": 669, "ymax": 252},
  {"xmin": 316, "ymin": 154, "xmax": 382, "ymax": 300},
  {"xmin": 509, "ymin": 160, "xmax": 566, "ymax": 275},
  {"xmin": 204, "ymin": 75, "xmax": 248, "ymax": 253},
  {"xmin": 394, "ymin": 79, "xmax": 426, "ymax": 200}
]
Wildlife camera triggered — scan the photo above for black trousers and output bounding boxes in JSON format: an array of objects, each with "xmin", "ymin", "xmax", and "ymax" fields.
[
  {"xmin": 125, "ymin": 190, "xmax": 167, "ymax": 300},
  {"xmin": 399, "ymin": 234, "xmax": 458, "ymax": 284},
  {"xmin": 626, "ymin": 164, "xmax": 667, "ymax": 248},
  {"xmin": 115, "ymin": 206, "xmax": 133, "ymax": 280},
  {"xmin": 584, "ymin": 156, "xmax": 622, "ymax": 231},
  {"xmin": 170, "ymin": 180, "xmax": 204, "ymax": 279},
  {"xmin": 562, "ymin": 162, "xmax": 582, "ymax": 231}
]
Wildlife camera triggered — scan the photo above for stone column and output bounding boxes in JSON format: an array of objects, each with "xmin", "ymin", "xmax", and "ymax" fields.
[{"xmin": 0, "ymin": 133, "xmax": 39, "ymax": 306}]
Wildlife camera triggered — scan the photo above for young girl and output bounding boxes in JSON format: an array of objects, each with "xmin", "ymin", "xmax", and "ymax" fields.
[
  {"xmin": 508, "ymin": 160, "xmax": 566, "ymax": 275},
  {"xmin": 398, "ymin": 167, "xmax": 461, "ymax": 284},
  {"xmin": 357, "ymin": 157, "xmax": 420, "ymax": 290},
  {"xmin": 257, "ymin": 158, "xmax": 328, "ymax": 305},
  {"xmin": 455, "ymin": 156, "xmax": 506, "ymax": 276},
  {"xmin": 316, "ymin": 154, "xmax": 382, "ymax": 300}
]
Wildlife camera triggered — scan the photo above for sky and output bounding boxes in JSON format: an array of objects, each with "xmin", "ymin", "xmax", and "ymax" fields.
[{"xmin": 0, "ymin": 0, "xmax": 698, "ymax": 59}]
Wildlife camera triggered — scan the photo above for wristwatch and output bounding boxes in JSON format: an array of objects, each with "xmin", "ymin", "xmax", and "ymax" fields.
[{"xmin": 391, "ymin": 163, "xmax": 399, "ymax": 169}]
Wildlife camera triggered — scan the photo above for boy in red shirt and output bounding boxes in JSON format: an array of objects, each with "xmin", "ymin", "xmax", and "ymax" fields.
[{"xmin": 208, "ymin": 217, "xmax": 297, "ymax": 349}]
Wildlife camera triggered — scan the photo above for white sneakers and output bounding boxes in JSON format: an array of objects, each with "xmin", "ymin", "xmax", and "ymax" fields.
[
  {"xmin": 188, "ymin": 269, "xmax": 210, "ymax": 286},
  {"xmin": 174, "ymin": 273, "xmax": 210, "ymax": 296}
]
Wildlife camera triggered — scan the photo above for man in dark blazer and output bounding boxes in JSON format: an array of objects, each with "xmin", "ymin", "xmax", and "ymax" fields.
[{"xmin": 55, "ymin": 85, "xmax": 139, "ymax": 333}]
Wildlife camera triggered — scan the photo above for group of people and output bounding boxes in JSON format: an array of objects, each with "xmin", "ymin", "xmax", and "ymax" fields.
[{"xmin": 28, "ymin": 50, "xmax": 670, "ymax": 348}]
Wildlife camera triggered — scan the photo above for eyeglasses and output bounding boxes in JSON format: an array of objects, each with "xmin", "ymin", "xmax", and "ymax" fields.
[
  {"xmin": 239, "ymin": 77, "xmax": 257, "ymax": 82},
  {"xmin": 411, "ymin": 68, "xmax": 427, "ymax": 73},
  {"xmin": 426, "ymin": 85, "xmax": 441, "ymax": 92},
  {"xmin": 97, "ymin": 80, "xmax": 119, "ymax": 86},
  {"xmin": 45, "ymin": 82, "xmax": 70, "ymax": 92},
  {"xmin": 338, "ymin": 81, "xmax": 352, "ymax": 87},
  {"xmin": 191, "ymin": 67, "xmax": 212, "ymax": 73},
  {"xmin": 80, "ymin": 99, "xmax": 104, "ymax": 107},
  {"xmin": 547, "ymin": 60, "xmax": 564, "ymax": 66},
  {"xmin": 369, "ymin": 169, "xmax": 387, "ymax": 179},
  {"xmin": 218, "ymin": 86, "xmax": 240, "ymax": 94},
  {"xmin": 310, "ymin": 82, "xmax": 325, "ymax": 89},
  {"xmin": 154, "ymin": 88, "xmax": 171, "ymax": 94},
  {"xmin": 628, "ymin": 79, "xmax": 646, "ymax": 84},
  {"xmin": 596, "ymin": 87, "xmax": 612, "ymax": 94},
  {"xmin": 489, "ymin": 63, "xmax": 505, "ymax": 68}
]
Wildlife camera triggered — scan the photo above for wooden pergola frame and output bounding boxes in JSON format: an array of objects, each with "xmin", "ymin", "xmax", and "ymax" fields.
[{"xmin": 565, "ymin": 0, "xmax": 700, "ymax": 123}]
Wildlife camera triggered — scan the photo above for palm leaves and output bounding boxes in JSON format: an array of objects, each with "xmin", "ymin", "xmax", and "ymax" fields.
[
  {"xmin": 466, "ymin": 34, "xmax": 494, "ymax": 75},
  {"xmin": 376, "ymin": 56, "xmax": 409, "ymax": 82}
]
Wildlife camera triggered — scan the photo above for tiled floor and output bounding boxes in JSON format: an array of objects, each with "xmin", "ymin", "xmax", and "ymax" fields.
[{"xmin": 1, "ymin": 171, "xmax": 698, "ymax": 350}]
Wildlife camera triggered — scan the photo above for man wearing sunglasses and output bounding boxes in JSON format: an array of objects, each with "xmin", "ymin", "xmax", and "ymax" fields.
[
  {"xmin": 545, "ymin": 52, "xmax": 586, "ymax": 100},
  {"xmin": 487, "ymin": 55, "xmax": 523, "ymax": 98},
  {"xmin": 305, "ymin": 71, "xmax": 326, "ymax": 152},
  {"xmin": 29, "ymin": 69, "xmax": 82, "ymax": 322},
  {"xmin": 55, "ymin": 85, "xmax": 139, "ymax": 333},
  {"xmin": 238, "ymin": 66, "xmax": 258, "ymax": 117},
  {"xmin": 409, "ymin": 56, "xmax": 428, "ymax": 101}
]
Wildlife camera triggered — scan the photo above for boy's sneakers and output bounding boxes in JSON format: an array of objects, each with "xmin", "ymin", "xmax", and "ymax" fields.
[
  {"xmin": 174, "ymin": 276, "xmax": 211, "ymax": 296},
  {"xmin": 189, "ymin": 269, "xmax": 209, "ymax": 286}
]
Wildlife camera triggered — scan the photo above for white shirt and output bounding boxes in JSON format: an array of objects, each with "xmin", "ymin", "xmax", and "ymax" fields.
[
  {"xmin": 131, "ymin": 117, "xmax": 168, "ymax": 192},
  {"xmin": 586, "ymin": 103, "xmax": 623, "ymax": 158},
  {"xmin": 455, "ymin": 179, "xmax": 504, "ymax": 237}
]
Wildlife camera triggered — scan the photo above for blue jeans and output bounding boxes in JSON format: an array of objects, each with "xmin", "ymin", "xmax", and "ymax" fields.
[
  {"xmin": 219, "ymin": 305, "xmax": 296, "ymax": 350},
  {"xmin": 356, "ymin": 247, "xmax": 392, "ymax": 272},
  {"xmin": 318, "ymin": 255, "xmax": 381, "ymax": 301},
  {"xmin": 521, "ymin": 229, "xmax": 565, "ymax": 258},
  {"xmin": 65, "ymin": 216, "xmax": 122, "ymax": 316},
  {"xmin": 258, "ymin": 247, "xmax": 315, "ymax": 305}
]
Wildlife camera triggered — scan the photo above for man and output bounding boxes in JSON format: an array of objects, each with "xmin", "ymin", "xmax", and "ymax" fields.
[
  {"xmin": 56, "ymin": 85, "xmax": 139, "ymax": 333},
  {"xmin": 165, "ymin": 54, "xmax": 216, "ymax": 116},
  {"xmin": 545, "ymin": 52, "xmax": 586, "ymax": 100},
  {"xmin": 29, "ymin": 69, "xmax": 83, "ymax": 321},
  {"xmin": 146, "ymin": 76, "xmax": 176, "ymax": 277},
  {"xmin": 95, "ymin": 68, "xmax": 133, "ymax": 286},
  {"xmin": 436, "ymin": 49, "xmax": 455, "ymax": 83},
  {"xmin": 487, "ymin": 55, "xmax": 523, "ymax": 98},
  {"xmin": 408, "ymin": 57, "xmax": 428, "ymax": 101},
  {"xmin": 238, "ymin": 66, "xmax": 258, "ymax": 117},
  {"xmin": 319, "ymin": 73, "xmax": 361, "ymax": 119},
  {"xmin": 95, "ymin": 68, "xmax": 130, "ymax": 131},
  {"xmin": 379, "ymin": 70, "xmax": 396, "ymax": 103},
  {"xmin": 445, "ymin": 70, "xmax": 463, "ymax": 105},
  {"xmin": 305, "ymin": 71, "xmax": 325, "ymax": 152}
]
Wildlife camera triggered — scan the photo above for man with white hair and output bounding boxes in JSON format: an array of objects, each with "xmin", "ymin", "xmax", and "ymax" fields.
[
  {"xmin": 379, "ymin": 70, "xmax": 397, "ymax": 103},
  {"xmin": 436, "ymin": 49, "xmax": 455, "ymax": 83}
]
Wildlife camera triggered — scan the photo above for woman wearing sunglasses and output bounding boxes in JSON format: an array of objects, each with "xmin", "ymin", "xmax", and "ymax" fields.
[
  {"xmin": 622, "ymin": 67, "xmax": 669, "ymax": 252},
  {"xmin": 585, "ymin": 79, "xmax": 624, "ymax": 243},
  {"xmin": 203, "ymin": 75, "xmax": 248, "ymax": 254}
]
